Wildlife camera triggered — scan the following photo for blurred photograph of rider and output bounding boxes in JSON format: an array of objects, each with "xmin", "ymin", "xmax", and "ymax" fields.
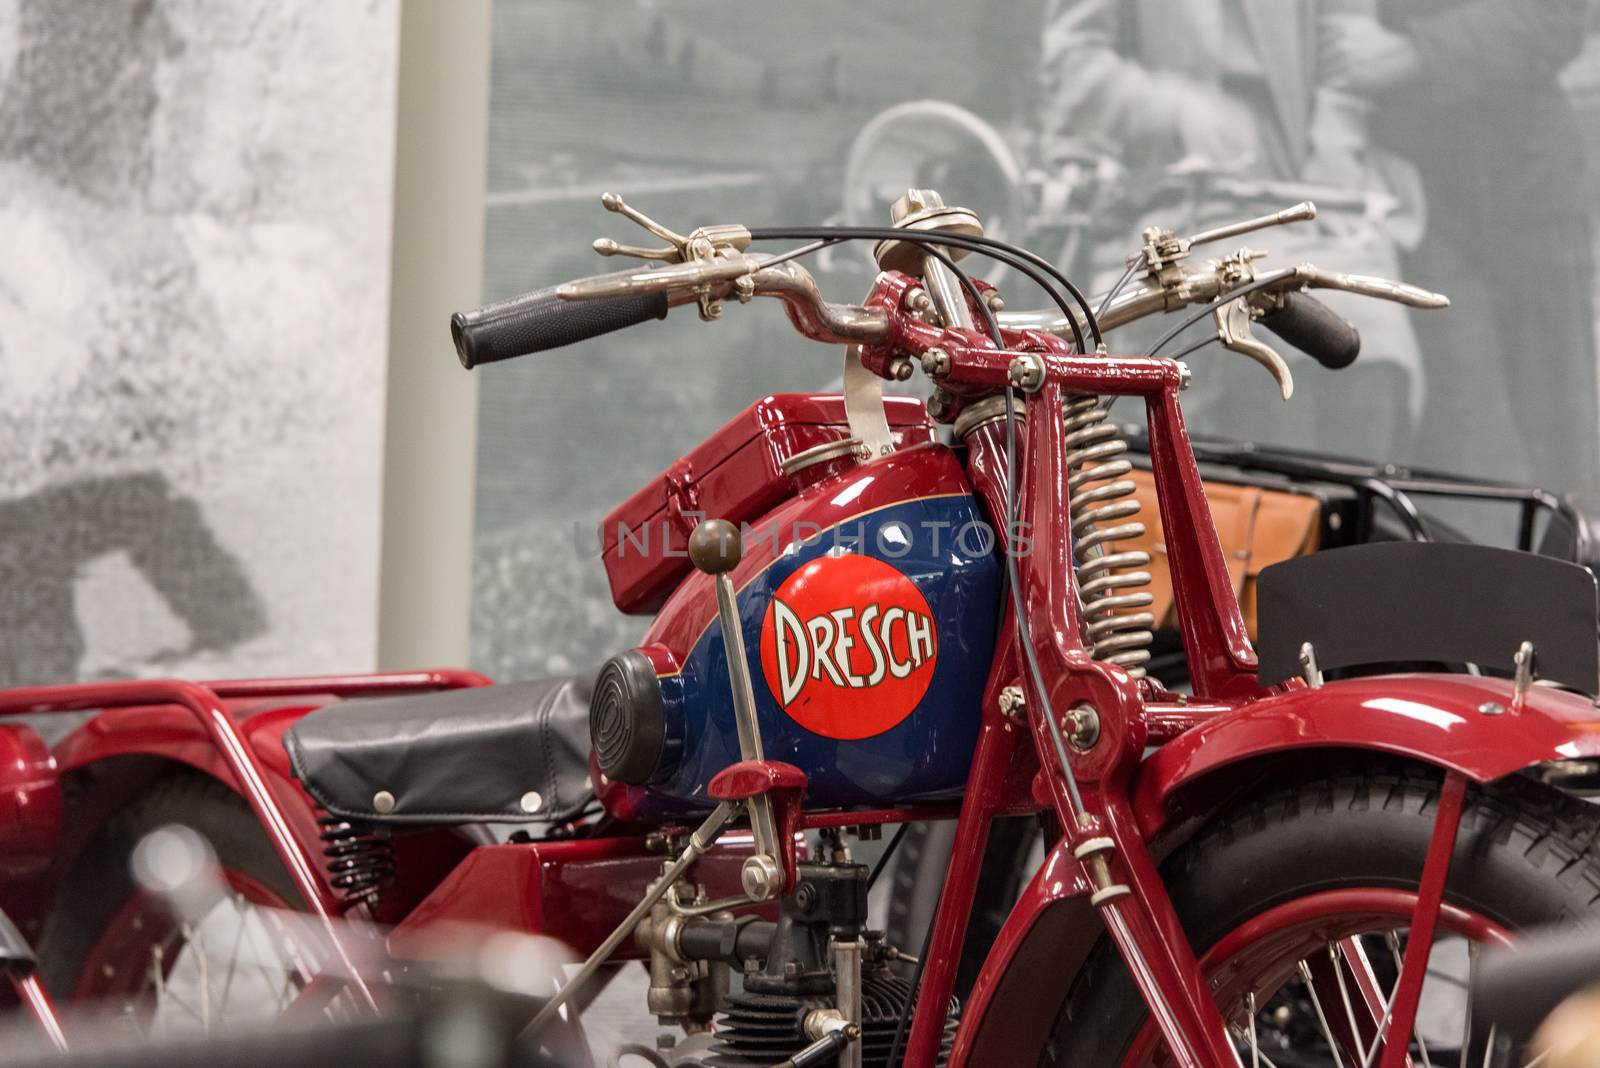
[
  {"xmin": 1036, "ymin": 0, "xmax": 1600, "ymax": 495},
  {"xmin": 1323, "ymin": 0, "xmax": 1599, "ymax": 491},
  {"xmin": 1037, "ymin": 0, "xmax": 1426, "ymax": 462}
]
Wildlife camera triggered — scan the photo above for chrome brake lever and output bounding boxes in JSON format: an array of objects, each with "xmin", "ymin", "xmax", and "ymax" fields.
[
  {"xmin": 556, "ymin": 255, "xmax": 763, "ymax": 302},
  {"xmin": 1214, "ymin": 296, "xmax": 1293, "ymax": 400}
]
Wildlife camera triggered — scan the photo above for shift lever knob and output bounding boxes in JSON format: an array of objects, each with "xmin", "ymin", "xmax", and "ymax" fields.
[{"xmin": 689, "ymin": 519, "xmax": 742, "ymax": 574}]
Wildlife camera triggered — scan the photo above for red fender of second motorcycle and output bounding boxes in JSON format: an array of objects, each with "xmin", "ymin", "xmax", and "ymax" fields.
[
  {"xmin": 46, "ymin": 700, "xmax": 332, "ymax": 899},
  {"xmin": 1131, "ymin": 672, "xmax": 1600, "ymax": 840}
]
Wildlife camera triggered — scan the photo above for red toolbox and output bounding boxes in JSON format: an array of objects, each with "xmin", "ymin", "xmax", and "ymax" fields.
[{"xmin": 599, "ymin": 393, "xmax": 936, "ymax": 614}]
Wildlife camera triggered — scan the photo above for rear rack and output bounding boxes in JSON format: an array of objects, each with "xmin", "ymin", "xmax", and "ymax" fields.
[{"xmin": 1123, "ymin": 425, "xmax": 1576, "ymax": 552}]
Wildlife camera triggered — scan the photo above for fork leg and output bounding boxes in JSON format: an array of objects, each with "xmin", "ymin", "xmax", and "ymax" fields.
[{"xmin": 1377, "ymin": 772, "xmax": 1467, "ymax": 1068}]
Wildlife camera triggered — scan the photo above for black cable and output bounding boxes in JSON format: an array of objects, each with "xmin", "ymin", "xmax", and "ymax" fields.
[
  {"xmin": 747, "ymin": 225, "xmax": 1099, "ymax": 353},
  {"xmin": 1169, "ymin": 333, "xmax": 1222, "ymax": 362},
  {"xmin": 885, "ymin": 866, "xmax": 940, "ymax": 1068},
  {"xmin": 1096, "ymin": 249, "xmax": 1148, "ymax": 321},
  {"xmin": 866, "ymin": 823, "xmax": 911, "ymax": 891}
]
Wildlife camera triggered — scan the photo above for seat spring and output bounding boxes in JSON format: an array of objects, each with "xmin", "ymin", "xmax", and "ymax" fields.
[{"xmin": 318, "ymin": 813, "xmax": 396, "ymax": 905}]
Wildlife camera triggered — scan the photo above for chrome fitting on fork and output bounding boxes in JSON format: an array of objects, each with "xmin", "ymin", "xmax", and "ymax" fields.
[{"xmin": 1073, "ymin": 835, "xmax": 1132, "ymax": 907}]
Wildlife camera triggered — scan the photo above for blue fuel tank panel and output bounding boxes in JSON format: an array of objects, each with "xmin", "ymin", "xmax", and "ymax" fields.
[{"xmin": 615, "ymin": 447, "xmax": 1000, "ymax": 817}]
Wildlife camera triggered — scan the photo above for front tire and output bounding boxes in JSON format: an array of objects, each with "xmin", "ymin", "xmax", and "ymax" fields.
[{"xmin": 1043, "ymin": 764, "xmax": 1600, "ymax": 1066}]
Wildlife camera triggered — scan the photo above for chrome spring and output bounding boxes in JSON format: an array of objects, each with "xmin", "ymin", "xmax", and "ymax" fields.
[
  {"xmin": 318, "ymin": 814, "xmax": 396, "ymax": 904},
  {"xmin": 1063, "ymin": 393, "xmax": 1155, "ymax": 678}
]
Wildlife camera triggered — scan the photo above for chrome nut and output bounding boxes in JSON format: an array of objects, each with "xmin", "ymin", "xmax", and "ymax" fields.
[
  {"xmin": 920, "ymin": 347, "xmax": 951, "ymax": 376},
  {"xmin": 741, "ymin": 854, "xmax": 783, "ymax": 901},
  {"xmin": 1063, "ymin": 705, "xmax": 1101, "ymax": 751},
  {"xmin": 1007, "ymin": 352, "xmax": 1046, "ymax": 393}
]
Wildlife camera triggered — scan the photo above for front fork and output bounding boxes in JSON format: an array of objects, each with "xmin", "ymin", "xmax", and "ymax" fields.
[
  {"xmin": 913, "ymin": 372, "xmax": 1472, "ymax": 1068},
  {"xmin": 902, "ymin": 381, "xmax": 1243, "ymax": 1068}
]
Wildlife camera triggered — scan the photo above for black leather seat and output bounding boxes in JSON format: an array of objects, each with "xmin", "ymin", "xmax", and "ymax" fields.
[{"xmin": 284, "ymin": 677, "xmax": 594, "ymax": 826}]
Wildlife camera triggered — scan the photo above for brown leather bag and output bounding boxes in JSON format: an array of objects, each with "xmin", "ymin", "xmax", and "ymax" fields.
[{"xmin": 1123, "ymin": 469, "xmax": 1322, "ymax": 640}]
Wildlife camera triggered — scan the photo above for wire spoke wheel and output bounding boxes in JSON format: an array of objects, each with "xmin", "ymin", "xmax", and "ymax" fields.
[
  {"xmin": 72, "ymin": 867, "xmax": 320, "ymax": 1035},
  {"xmin": 40, "ymin": 775, "xmax": 341, "ymax": 1035},
  {"xmin": 1120, "ymin": 890, "xmax": 1515, "ymax": 1067},
  {"xmin": 1044, "ymin": 766, "xmax": 1600, "ymax": 1068}
]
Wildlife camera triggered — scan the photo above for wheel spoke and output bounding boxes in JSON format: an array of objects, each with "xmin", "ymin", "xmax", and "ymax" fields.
[
  {"xmin": 1358, "ymin": 972, "xmax": 1402, "ymax": 1068},
  {"xmin": 216, "ymin": 894, "xmax": 250, "ymax": 1016},
  {"xmin": 1459, "ymin": 941, "xmax": 1477, "ymax": 1068},
  {"xmin": 1247, "ymin": 990, "xmax": 1260, "ymax": 1068},
  {"xmin": 1329, "ymin": 942, "xmax": 1374, "ymax": 1064},
  {"xmin": 1382, "ymin": 931, "xmax": 1431, "ymax": 1068},
  {"xmin": 1298, "ymin": 958, "xmax": 1350, "ymax": 1068},
  {"xmin": 186, "ymin": 922, "xmax": 211, "ymax": 1032}
]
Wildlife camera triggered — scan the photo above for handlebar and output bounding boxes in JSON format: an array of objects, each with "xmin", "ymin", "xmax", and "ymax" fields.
[{"xmin": 450, "ymin": 196, "xmax": 1449, "ymax": 386}]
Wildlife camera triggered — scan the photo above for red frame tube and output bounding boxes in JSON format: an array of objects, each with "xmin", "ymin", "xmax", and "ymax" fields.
[
  {"xmin": 872, "ymin": 307, "xmax": 1247, "ymax": 1067},
  {"xmin": 0, "ymin": 670, "xmax": 487, "ymax": 1015},
  {"xmin": 12, "ymin": 973, "xmax": 67, "ymax": 1051}
]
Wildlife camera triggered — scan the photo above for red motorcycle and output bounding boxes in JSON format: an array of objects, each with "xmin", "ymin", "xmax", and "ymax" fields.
[{"xmin": 4, "ymin": 188, "xmax": 1600, "ymax": 1068}]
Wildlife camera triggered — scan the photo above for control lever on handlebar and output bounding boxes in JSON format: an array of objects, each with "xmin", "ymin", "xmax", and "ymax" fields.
[
  {"xmin": 1214, "ymin": 297, "xmax": 1294, "ymax": 400},
  {"xmin": 1186, "ymin": 200, "xmax": 1318, "ymax": 250},
  {"xmin": 556, "ymin": 255, "xmax": 764, "ymax": 303},
  {"xmin": 1294, "ymin": 264, "xmax": 1448, "ymax": 309}
]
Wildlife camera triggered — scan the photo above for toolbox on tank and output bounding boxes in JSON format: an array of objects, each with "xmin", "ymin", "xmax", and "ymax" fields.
[{"xmin": 599, "ymin": 392, "xmax": 936, "ymax": 614}]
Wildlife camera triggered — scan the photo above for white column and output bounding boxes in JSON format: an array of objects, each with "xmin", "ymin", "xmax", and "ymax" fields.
[{"xmin": 376, "ymin": 0, "xmax": 492, "ymax": 669}]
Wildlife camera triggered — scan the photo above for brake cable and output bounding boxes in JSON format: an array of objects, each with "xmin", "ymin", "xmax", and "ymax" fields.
[{"xmin": 747, "ymin": 226, "xmax": 1101, "ymax": 353}]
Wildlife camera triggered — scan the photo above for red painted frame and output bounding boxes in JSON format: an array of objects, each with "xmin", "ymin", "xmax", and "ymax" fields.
[{"xmin": 846, "ymin": 281, "xmax": 1552, "ymax": 1066}]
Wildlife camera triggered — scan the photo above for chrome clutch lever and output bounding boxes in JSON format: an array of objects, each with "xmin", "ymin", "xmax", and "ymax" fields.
[{"xmin": 1214, "ymin": 296, "xmax": 1294, "ymax": 400}]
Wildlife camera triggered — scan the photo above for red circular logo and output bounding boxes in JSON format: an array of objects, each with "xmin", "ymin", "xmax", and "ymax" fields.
[{"xmin": 758, "ymin": 553, "xmax": 938, "ymax": 740}]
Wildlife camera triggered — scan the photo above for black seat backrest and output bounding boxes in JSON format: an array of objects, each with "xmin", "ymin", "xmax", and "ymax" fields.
[{"xmin": 1256, "ymin": 542, "xmax": 1599, "ymax": 694}]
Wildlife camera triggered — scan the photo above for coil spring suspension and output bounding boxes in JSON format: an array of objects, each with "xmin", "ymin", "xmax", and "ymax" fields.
[
  {"xmin": 318, "ymin": 814, "xmax": 395, "ymax": 905},
  {"xmin": 1063, "ymin": 393, "xmax": 1155, "ymax": 678}
]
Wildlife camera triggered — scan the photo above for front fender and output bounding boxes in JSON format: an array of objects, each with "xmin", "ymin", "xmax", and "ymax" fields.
[{"xmin": 1134, "ymin": 673, "xmax": 1600, "ymax": 841}]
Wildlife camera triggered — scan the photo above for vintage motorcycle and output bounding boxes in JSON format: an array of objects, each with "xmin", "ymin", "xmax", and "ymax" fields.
[{"xmin": 5, "ymin": 187, "xmax": 1600, "ymax": 1068}]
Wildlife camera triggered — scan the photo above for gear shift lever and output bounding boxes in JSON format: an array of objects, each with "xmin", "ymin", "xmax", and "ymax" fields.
[{"xmin": 690, "ymin": 519, "xmax": 789, "ymax": 899}]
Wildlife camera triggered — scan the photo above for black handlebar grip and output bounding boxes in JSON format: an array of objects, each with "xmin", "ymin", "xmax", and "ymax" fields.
[
  {"xmin": 1257, "ymin": 292, "xmax": 1362, "ymax": 370},
  {"xmin": 450, "ymin": 286, "xmax": 669, "ymax": 369}
]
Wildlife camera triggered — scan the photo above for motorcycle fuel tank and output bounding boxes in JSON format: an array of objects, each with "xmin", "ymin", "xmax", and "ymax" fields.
[{"xmin": 592, "ymin": 422, "xmax": 1000, "ymax": 819}]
